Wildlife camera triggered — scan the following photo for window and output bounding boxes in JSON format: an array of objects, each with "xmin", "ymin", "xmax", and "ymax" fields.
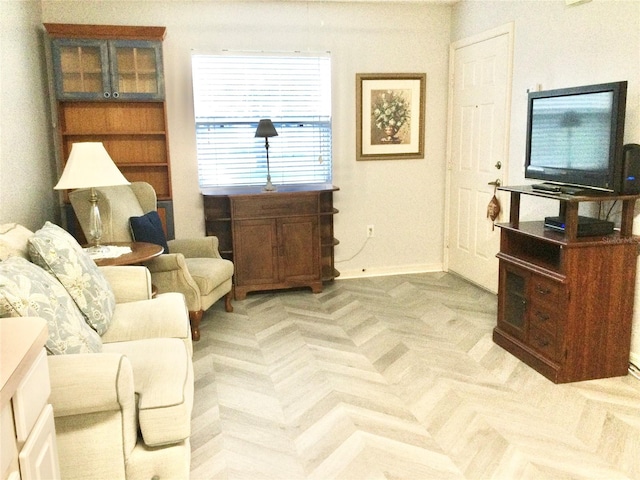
[{"xmin": 191, "ymin": 53, "xmax": 332, "ymax": 188}]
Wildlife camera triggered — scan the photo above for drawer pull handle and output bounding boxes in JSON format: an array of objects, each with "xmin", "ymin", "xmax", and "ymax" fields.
[
  {"xmin": 535, "ymin": 335, "xmax": 549, "ymax": 347},
  {"xmin": 535, "ymin": 311, "xmax": 549, "ymax": 322},
  {"xmin": 536, "ymin": 285, "xmax": 551, "ymax": 295}
]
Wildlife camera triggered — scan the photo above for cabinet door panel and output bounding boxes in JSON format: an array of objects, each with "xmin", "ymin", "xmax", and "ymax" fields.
[
  {"xmin": 109, "ymin": 40, "xmax": 164, "ymax": 100},
  {"xmin": 498, "ymin": 263, "xmax": 528, "ymax": 341},
  {"xmin": 18, "ymin": 405, "xmax": 60, "ymax": 480},
  {"xmin": 279, "ymin": 216, "xmax": 320, "ymax": 281},
  {"xmin": 234, "ymin": 219, "xmax": 278, "ymax": 286},
  {"xmin": 51, "ymin": 39, "xmax": 110, "ymax": 100}
]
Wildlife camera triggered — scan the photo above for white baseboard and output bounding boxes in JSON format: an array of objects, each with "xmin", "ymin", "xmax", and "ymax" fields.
[{"xmin": 337, "ymin": 263, "xmax": 443, "ymax": 280}]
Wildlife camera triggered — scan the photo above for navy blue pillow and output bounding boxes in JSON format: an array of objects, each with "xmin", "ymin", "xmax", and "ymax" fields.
[{"xmin": 129, "ymin": 211, "xmax": 169, "ymax": 253}]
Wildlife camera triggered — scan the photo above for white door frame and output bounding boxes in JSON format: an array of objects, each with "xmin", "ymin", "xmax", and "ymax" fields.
[{"xmin": 443, "ymin": 22, "xmax": 515, "ymax": 284}]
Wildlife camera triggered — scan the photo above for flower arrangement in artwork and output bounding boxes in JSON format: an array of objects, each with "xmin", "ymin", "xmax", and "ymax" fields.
[{"xmin": 371, "ymin": 89, "xmax": 411, "ymax": 143}]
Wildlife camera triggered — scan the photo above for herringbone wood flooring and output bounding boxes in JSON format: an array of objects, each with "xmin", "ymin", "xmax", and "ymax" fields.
[{"xmin": 190, "ymin": 273, "xmax": 640, "ymax": 479}]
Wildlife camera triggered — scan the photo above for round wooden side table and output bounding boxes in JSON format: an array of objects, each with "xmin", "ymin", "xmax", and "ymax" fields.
[{"xmin": 91, "ymin": 242, "xmax": 163, "ymax": 267}]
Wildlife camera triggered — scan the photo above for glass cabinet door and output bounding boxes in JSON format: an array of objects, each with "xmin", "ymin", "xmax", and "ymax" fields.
[
  {"xmin": 109, "ymin": 40, "xmax": 164, "ymax": 100},
  {"xmin": 498, "ymin": 264, "xmax": 528, "ymax": 341},
  {"xmin": 51, "ymin": 39, "xmax": 164, "ymax": 101},
  {"xmin": 51, "ymin": 39, "xmax": 110, "ymax": 100}
]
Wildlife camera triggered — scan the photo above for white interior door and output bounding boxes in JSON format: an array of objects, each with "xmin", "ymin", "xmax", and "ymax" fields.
[{"xmin": 445, "ymin": 24, "xmax": 513, "ymax": 293}]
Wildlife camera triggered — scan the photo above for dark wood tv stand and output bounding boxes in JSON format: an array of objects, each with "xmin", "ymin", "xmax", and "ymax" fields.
[{"xmin": 494, "ymin": 185, "xmax": 640, "ymax": 383}]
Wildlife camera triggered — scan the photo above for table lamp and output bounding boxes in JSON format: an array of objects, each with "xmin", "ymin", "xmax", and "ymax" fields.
[
  {"xmin": 54, "ymin": 142, "xmax": 130, "ymax": 253},
  {"xmin": 255, "ymin": 119, "xmax": 279, "ymax": 191}
]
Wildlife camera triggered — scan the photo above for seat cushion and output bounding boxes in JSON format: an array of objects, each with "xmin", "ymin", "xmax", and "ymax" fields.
[
  {"xmin": 103, "ymin": 338, "xmax": 193, "ymax": 447},
  {"xmin": 28, "ymin": 222, "xmax": 116, "ymax": 335},
  {"xmin": 184, "ymin": 257, "xmax": 234, "ymax": 296},
  {"xmin": 0, "ymin": 223, "xmax": 33, "ymax": 260},
  {"xmin": 101, "ymin": 292, "xmax": 191, "ymax": 354},
  {"xmin": 129, "ymin": 211, "xmax": 169, "ymax": 253},
  {"xmin": 0, "ymin": 257, "xmax": 102, "ymax": 354}
]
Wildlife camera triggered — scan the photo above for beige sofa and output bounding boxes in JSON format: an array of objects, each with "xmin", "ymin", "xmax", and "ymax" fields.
[{"xmin": 0, "ymin": 223, "xmax": 193, "ymax": 479}]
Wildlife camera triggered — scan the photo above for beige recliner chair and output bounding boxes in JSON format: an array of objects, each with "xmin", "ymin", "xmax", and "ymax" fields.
[{"xmin": 70, "ymin": 182, "xmax": 233, "ymax": 341}]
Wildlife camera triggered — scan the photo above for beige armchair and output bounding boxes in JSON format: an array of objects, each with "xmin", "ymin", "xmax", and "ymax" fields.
[{"xmin": 69, "ymin": 182, "xmax": 234, "ymax": 341}]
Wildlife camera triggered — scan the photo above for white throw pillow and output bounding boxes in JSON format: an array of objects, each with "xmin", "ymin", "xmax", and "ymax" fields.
[{"xmin": 0, "ymin": 223, "xmax": 33, "ymax": 261}]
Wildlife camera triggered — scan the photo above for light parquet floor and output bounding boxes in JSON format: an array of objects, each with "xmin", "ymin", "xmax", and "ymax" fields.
[{"xmin": 190, "ymin": 272, "xmax": 640, "ymax": 480}]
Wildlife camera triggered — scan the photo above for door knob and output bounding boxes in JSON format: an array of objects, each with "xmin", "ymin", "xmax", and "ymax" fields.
[
  {"xmin": 495, "ymin": 161, "xmax": 502, "ymax": 170},
  {"xmin": 488, "ymin": 179, "xmax": 501, "ymax": 187}
]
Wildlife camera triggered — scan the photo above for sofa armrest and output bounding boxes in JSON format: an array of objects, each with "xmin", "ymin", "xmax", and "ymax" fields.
[
  {"xmin": 100, "ymin": 293, "xmax": 192, "ymax": 356},
  {"xmin": 48, "ymin": 353, "xmax": 135, "ymax": 418},
  {"xmin": 48, "ymin": 353, "xmax": 138, "ymax": 477},
  {"xmin": 99, "ymin": 265, "xmax": 152, "ymax": 303},
  {"xmin": 168, "ymin": 237, "xmax": 221, "ymax": 259}
]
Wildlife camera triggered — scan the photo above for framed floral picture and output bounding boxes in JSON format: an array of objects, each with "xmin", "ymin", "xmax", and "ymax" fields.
[{"xmin": 356, "ymin": 73, "xmax": 426, "ymax": 161}]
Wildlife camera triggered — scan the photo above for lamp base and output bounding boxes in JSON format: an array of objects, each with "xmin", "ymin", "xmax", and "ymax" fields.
[{"xmin": 263, "ymin": 175, "xmax": 277, "ymax": 192}]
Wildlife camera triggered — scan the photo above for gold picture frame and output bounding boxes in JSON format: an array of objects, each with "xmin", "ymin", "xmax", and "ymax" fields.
[{"xmin": 356, "ymin": 73, "xmax": 426, "ymax": 161}]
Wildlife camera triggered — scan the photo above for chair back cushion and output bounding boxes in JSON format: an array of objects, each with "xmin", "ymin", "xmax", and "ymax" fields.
[
  {"xmin": 70, "ymin": 186, "xmax": 144, "ymax": 243},
  {"xmin": 129, "ymin": 211, "xmax": 169, "ymax": 253},
  {"xmin": 0, "ymin": 223, "xmax": 33, "ymax": 260},
  {"xmin": 28, "ymin": 222, "xmax": 116, "ymax": 335},
  {"xmin": 0, "ymin": 257, "xmax": 103, "ymax": 354}
]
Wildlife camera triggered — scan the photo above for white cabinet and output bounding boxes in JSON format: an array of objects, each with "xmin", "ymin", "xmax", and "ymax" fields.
[{"xmin": 1, "ymin": 318, "xmax": 60, "ymax": 480}]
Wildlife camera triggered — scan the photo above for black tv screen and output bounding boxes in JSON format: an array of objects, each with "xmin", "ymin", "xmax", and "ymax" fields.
[{"xmin": 525, "ymin": 81, "xmax": 627, "ymax": 192}]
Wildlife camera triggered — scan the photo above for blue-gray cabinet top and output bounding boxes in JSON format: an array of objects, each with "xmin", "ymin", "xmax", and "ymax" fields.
[{"xmin": 46, "ymin": 24, "xmax": 166, "ymax": 101}]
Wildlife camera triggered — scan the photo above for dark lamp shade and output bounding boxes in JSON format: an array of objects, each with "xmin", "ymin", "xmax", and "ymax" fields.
[{"xmin": 255, "ymin": 119, "xmax": 278, "ymax": 138}]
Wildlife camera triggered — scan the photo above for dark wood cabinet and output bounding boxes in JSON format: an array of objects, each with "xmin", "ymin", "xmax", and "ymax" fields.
[
  {"xmin": 203, "ymin": 185, "xmax": 339, "ymax": 300},
  {"xmin": 494, "ymin": 185, "xmax": 639, "ymax": 383}
]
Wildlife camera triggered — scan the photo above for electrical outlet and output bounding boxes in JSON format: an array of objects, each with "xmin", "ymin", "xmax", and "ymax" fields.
[{"xmin": 367, "ymin": 225, "xmax": 375, "ymax": 238}]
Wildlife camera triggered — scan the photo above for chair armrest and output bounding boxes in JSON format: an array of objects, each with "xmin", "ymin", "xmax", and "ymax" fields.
[
  {"xmin": 48, "ymin": 353, "xmax": 135, "ymax": 418},
  {"xmin": 168, "ymin": 237, "xmax": 221, "ymax": 259},
  {"xmin": 144, "ymin": 253, "xmax": 189, "ymax": 273},
  {"xmin": 144, "ymin": 254, "xmax": 201, "ymax": 313},
  {"xmin": 99, "ymin": 266, "xmax": 152, "ymax": 303}
]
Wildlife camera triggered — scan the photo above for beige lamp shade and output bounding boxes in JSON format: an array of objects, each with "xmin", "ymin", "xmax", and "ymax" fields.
[{"xmin": 54, "ymin": 142, "xmax": 130, "ymax": 190}]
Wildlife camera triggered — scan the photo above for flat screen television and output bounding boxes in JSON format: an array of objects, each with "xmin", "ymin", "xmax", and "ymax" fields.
[{"xmin": 524, "ymin": 81, "xmax": 627, "ymax": 193}]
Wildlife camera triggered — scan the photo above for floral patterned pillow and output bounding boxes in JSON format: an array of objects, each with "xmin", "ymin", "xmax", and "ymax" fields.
[
  {"xmin": 0, "ymin": 257, "xmax": 102, "ymax": 354},
  {"xmin": 28, "ymin": 222, "xmax": 116, "ymax": 335}
]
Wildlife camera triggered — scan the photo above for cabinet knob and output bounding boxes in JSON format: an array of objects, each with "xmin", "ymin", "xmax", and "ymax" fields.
[
  {"xmin": 103, "ymin": 92, "xmax": 111, "ymax": 98},
  {"xmin": 113, "ymin": 91, "xmax": 120, "ymax": 98}
]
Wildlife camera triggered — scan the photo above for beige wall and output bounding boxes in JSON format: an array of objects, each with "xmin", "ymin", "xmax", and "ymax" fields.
[
  {"xmin": 0, "ymin": 0, "xmax": 58, "ymax": 230},
  {"xmin": 40, "ymin": 0, "xmax": 453, "ymax": 278},
  {"xmin": 452, "ymin": 0, "xmax": 639, "ymax": 192}
]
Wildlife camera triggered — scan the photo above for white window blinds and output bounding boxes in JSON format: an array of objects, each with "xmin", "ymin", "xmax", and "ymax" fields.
[{"xmin": 191, "ymin": 53, "xmax": 332, "ymax": 188}]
